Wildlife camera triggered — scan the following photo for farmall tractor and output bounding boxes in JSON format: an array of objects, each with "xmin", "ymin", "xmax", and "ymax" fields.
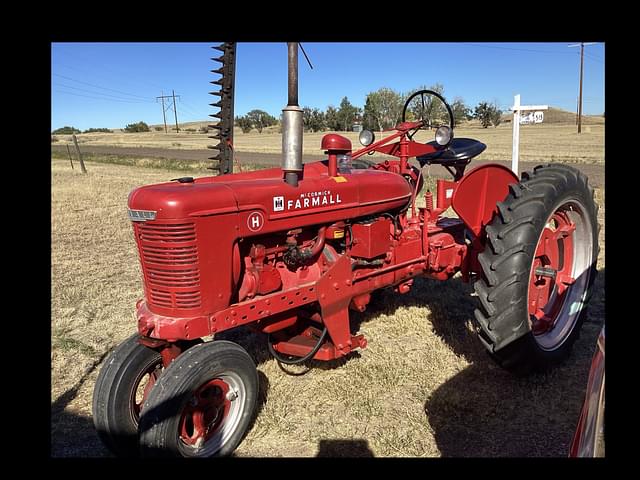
[{"xmin": 92, "ymin": 43, "xmax": 599, "ymax": 457}]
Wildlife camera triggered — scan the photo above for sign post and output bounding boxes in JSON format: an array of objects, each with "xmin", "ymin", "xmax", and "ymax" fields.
[{"xmin": 510, "ymin": 95, "xmax": 548, "ymax": 176}]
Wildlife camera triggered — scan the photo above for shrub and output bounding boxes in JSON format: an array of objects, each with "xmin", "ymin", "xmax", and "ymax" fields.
[
  {"xmin": 83, "ymin": 128, "xmax": 113, "ymax": 133},
  {"xmin": 52, "ymin": 126, "xmax": 81, "ymax": 135},
  {"xmin": 124, "ymin": 121, "xmax": 151, "ymax": 133}
]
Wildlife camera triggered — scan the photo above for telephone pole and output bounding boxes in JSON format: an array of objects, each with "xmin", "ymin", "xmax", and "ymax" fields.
[
  {"xmin": 568, "ymin": 42, "xmax": 597, "ymax": 134},
  {"xmin": 172, "ymin": 90, "xmax": 180, "ymax": 132},
  {"xmin": 156, "ymin": 91, "xmax": 181, "ymax": 133},
  {"xmin": 156, "ymin": 91, "xmax": 168, "ymax": 133}
]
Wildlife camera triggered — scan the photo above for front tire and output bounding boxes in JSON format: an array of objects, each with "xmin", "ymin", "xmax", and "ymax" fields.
[
  {"xmin": 92, "ymin": 333, "xmax": 163, "ymax": 457},
  {"xmin": 473, "ymin": 164, "xmax": 599, "ymax": 375},
  {"xmin": 138, "ymin": 341, "xmax": 258, "ymax": 457}
]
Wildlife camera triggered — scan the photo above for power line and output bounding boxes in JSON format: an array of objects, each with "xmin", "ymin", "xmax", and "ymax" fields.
[
  {"xmin": 463, "ymin": 43, "xmax": 577, "ymax": 55},
  {"xmin": 54, "ymin": 89, "xmax": 155, "ymax": 104},
  {"xmin": 179, "ymin": 99, "xmax": 209, "ymax": 118},
  {"xmin": 53, "ymin": 73, "xmax": 152, "ymax": 100},
  {"xmin": 52, "ymin": 48, "xmax": 170, "ymax": 91},
  {"xmin": 53, "ymin": 82, "xmax": 154, "ymax": 103},
  {"xmin": 583, "ymin": 51, "xmax": 604, "ymax": 64}
]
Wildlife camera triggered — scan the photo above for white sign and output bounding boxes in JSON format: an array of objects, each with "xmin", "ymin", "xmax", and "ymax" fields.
[
  {"xmin": 510, "ymin": 95, "xmax": 548, "ymax": 175},
  {"xmin": 519, "ymin": 111, "xmax": 544, "ymax": 125}
]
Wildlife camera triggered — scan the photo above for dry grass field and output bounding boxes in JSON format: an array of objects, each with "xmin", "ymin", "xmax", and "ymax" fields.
[
  {"xmin": 53, "ymin": 121, "xmax": 604, "ymax": 165},
  {"xmin": 51, "ymin": 154, "xmax": 605, "ymax": 457}
]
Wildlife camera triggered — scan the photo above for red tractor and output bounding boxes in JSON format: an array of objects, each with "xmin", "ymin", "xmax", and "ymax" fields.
[{"xmin": 93, "ymin": 44, "xmax": 599, "ymax": 457}]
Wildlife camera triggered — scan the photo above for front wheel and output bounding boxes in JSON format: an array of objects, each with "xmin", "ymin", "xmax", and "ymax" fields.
[
  {"xmin": 138, "ymin": 341, "xmax": 258, "ymax": 457},
  {"xmin": 92, "ymin": 333, "xmax": 163, "ymax": 457},
  {"xmin": 473, "ymin": 164, "xmax": 599, "ymax": 375}
]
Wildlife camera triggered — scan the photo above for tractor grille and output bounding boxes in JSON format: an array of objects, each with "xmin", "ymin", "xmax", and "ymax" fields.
[{"xmin": 135, "ymin": 222, "xmax": 201, "ymax": 309}]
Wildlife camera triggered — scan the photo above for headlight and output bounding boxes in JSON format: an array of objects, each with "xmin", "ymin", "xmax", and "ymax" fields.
[
  {"xmin": 435, "ymin": 126, "xmax": 452, "ymax": 146},
  {"xmin": 359, "ymin": 129, "xmax": 375, "ymax": 146}
]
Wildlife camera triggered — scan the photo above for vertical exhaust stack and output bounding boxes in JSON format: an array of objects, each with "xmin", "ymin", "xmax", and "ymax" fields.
[{"xmin": 282, "ymin": 42, "xmax": 303, "ymax": 187}]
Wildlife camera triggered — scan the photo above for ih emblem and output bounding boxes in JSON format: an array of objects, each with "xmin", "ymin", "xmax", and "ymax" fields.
[
  {"xmin": 273, "ymin": 196, "xmax": 284, "ymax": 212},
  {"xmin": 247, "ymin": 211, "xmax": 264, "ymax": 232}
]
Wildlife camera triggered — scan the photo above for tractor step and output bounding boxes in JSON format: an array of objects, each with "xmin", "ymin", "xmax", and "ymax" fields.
[{"xmin": 271, "ymin": 326, "xmax": 367, "ymax": 361}]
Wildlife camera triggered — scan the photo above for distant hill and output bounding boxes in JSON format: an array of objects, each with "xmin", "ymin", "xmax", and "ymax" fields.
[{"xmin": 501, "ymin": 106, "xmax": 604, "ymax": 125}]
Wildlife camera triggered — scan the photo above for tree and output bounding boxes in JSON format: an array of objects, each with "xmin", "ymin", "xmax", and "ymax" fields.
[
  {"xmin": 52, "ymin": 126, "xmax": 81, "ymax": 135},
  {"xmin": 363, "ymin": 87, "xmax": 404, "ymax": 131},
  {"xmin": 336, "ymin": 97, "xmax": 361, "ymax": 132},
  {"xmin": 474, "ymin": 102, "xmax": 493, "ymax": 128},
  {"xmin": 303, "ymin": 107, "xmax": 325, "ymax": 132},
  {"xmin": 451, "ymin": 97, "xmax": 471, "ymax": 126},
  {"xmin": 302, "ymin": 107, "xmax": 314, "ymax": 132},
  {"xmin": 246, "ymin": 109, "xmax": 277, "ymax": 133},
  {"xmin": 235, "ymin": 115, "xmax": 253, "ymax": 134},
  {"xmin": 490, "ymin": 103, "xmax": 503, "ymax": 127},
  {"xmin": 310, "ymin": 108, "xmax": 326, "ymax": 132},
  {"xmin": 473, "ymin": 102, "xmax": 502, "ymax": 128},
  {"xmin": 325, "ymin": 105, "xmax": 340, "ymax": 131},
  {"xmin": 405, "ymin": 83, "xmax": 448, "ymax": 127},
  {"xmin": 124, "ymin": 121, "xmax": 150, "ymax": 133}
]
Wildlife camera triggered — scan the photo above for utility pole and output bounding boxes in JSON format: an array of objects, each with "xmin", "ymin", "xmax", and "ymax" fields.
[
  {"xmin": 568, "ymin": 42, "xmax": 597, "ymax": 134},
  {"xmin": 172, "ymin": 90, "xmax": 180, "ymax": 133},
  {"xmin": 156, "ymin": 91, "xmax": 180, "ymax": 133},
  {"xmin": 157, "ymin": 91, "xmax": 168, "ymax": 133}
]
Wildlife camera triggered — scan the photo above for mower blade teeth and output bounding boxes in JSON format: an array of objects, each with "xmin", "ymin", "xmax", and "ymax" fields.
[{"xmin": 209, "ymin": 42, "xmax": 235, "ymax": 175}]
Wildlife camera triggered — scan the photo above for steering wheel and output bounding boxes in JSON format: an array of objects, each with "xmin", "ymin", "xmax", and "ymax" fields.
[{"xmin": 401, "ymin": 89, "xmax": 454, "ymax": 135}]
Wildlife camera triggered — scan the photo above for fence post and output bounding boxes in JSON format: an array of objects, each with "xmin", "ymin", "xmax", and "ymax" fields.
[
  {"xmin": 72, "ymin": 134, "xmax": 87, "ymax": 174},
  {"xmin": 65, "ymin": 144, "xmax": 74, "ymax": 170}
]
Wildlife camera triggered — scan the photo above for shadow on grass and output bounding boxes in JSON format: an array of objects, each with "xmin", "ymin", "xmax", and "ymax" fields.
[
  {"xmin": 51, "ymin": 349, "xmax": 112, "ymax": 457},
  {"xmin": 316, "ymin": 439, "xmax": 375, "ymax": 457},
  {"xmin": 423, "ymin": 267, "xmax": 604, "ymax": 457}
]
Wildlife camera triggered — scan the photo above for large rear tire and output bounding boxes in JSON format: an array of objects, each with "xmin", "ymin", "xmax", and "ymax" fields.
[
  {"xmin": 473, "ymin": 164, "xmax": 599, "ymax": 375},
  {"xmin": 138, "ymin": 341, "xmax": 258, "ymax": 457}
]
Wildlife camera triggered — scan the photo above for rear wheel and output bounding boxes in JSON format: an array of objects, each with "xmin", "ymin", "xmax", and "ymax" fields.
[
  {"xmin": 138, "ymin": 341, "xmax": 258, "ymax": 457},
  {"xmin": 473, "ymin": 164, "xmax": 599, "ymax": 375}
]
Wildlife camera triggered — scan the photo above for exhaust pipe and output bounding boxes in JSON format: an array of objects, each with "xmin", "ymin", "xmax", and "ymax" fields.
[{"xmin": 282, "ymin": 42, "xmax": 303, "ymax": 187}]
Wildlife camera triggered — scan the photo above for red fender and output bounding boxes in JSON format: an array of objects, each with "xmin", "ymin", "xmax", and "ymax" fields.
[{"xmin": 451, "ymin": 163, "xmax": 519, "ymax": 237}]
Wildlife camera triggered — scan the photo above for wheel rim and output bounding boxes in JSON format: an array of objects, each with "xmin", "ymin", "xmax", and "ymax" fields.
[
  {"xmin": 527, "ymin": 199, "xmax": 594, "ymax": 350},
  {"xmin": 177, "ymin": 372, "xmax": 247, "ymax": 457},
  {"xmin": 130, "ymin": 359, "xmax": 163, "ymax": 422}
]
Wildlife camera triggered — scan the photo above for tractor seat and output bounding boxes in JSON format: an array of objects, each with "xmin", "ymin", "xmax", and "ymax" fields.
[{"xmin": 416, "ymin": 137, "xmax": 486, "ymax": 167}]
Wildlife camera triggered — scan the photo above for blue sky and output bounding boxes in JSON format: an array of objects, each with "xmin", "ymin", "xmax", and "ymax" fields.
[{"xmin": 51, "ymin": 42, "xmax": 605, "ymax": 131}]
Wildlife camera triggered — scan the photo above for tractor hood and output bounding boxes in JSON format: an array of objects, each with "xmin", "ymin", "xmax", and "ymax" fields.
[{"xmin": 128, "ymin": 161, "xmax": 412, "ymax": 227}]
